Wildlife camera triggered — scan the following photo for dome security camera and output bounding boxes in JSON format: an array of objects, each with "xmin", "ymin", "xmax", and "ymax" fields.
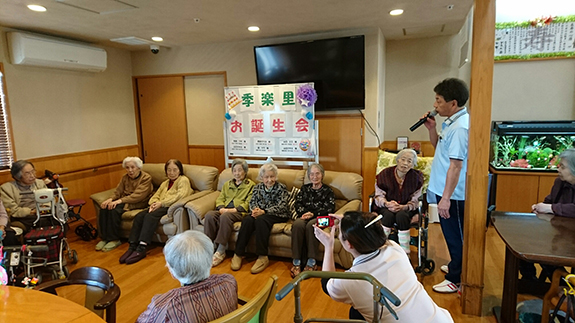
[{"xmin": 150, "ymin": 44, "xmax": 160, "ymax": 54}]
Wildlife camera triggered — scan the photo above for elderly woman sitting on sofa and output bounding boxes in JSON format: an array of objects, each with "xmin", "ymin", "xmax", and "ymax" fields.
[
  {"xmin": 137, "ymin": 230, "xmax": 237, "ymax": 323},
  {"xmin": 204, "ymin": 158, "xmax": 255, "ymax": 267},
  {"xmin": 373, "ymin": 149, "xmax": 423, "ymax": 254},
  {"xmin": 96, "ymin": 156, "xmax": 153, "ymax": 252},
  {"xmin": 120, "ymin": 159, "xmax": 192, "ymax": 264},
  {"xmin": 0, "ymin": 160, "xmax": 48, "ymax": 233},
  {"xmin": 290, "ymin": 163, "xmax": 335, "ymax": 278},
  {"xmin": 231, "ymin": 162, "xmax": 289, "ymax": 274}
]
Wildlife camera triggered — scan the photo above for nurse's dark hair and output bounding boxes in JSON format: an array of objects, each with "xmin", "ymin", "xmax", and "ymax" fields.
[{"xmin": 339, "ymin": 211, "xmax": 387, "ymax": 254}]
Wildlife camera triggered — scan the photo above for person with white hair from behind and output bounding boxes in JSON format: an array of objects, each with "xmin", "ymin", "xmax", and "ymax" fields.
[{"xmin": 137, "ymin": 230, "xmax": 238, "ymax": 323}]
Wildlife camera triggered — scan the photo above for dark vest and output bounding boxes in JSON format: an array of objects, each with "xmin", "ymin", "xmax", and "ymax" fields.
[{"xmin": 376, "ymin": 166, "xmax": 423, "ymax": 204}]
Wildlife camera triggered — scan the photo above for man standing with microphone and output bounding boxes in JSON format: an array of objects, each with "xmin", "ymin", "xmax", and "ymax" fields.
[{"xmin": 422, "ymin": 78, "xmax": 469, "ymax": 294}]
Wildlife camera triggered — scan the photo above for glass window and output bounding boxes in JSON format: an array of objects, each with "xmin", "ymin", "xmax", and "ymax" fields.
[{"xmin": 0, "ymin": 64, "xmax": 15, "ymax": 170}]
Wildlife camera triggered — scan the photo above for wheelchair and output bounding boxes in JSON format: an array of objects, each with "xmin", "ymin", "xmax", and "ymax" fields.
[{"xmin": 368, "ymin": 196, "xmax": 435, "ymax": 275}]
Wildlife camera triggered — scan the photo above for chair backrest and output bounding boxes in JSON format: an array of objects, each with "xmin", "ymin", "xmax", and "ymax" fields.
[
  {"xmin": 210, "ymin": 275, "xmax": 278, "ymax": 323},
  {"xmin": 142, "ymin": 163, "xmax": 220, "ymax": 192},
  {"xmin": 36, "ymin": 266, "xmax": 121, "ymax": 323},
  {"xmin": 218, "ymin": 167, "xmax": 363, "ymax": 210}
]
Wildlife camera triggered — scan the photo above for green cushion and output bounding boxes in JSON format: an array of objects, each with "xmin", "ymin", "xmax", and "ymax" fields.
[
  {"xmin": 247, "ymin": 311, "xmax": 260, "ymax": 323},
  {"xmin": 376, "ymin": 150, "xmax": 433, "ymax": 192}
]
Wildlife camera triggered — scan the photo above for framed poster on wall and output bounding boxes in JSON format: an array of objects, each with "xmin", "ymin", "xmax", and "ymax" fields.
[{"xmin": 223, "ymin": 83, "xmax": 317, "ymax": 164}]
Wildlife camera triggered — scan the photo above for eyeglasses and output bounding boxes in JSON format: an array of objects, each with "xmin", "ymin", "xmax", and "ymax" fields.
[{"xmin": 22, "ymin": 170, "xmax": 36, "ymax": 176}]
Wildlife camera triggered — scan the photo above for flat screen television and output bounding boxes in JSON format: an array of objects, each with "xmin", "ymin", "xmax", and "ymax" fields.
[{"xmin": 254, "ymin": 35, "xmax": 365, "ymax": 111}]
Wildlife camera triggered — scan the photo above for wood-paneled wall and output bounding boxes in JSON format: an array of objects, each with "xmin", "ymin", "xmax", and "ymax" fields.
[
  {"xmin": 0, "ymin": 145, "xmax": 139, "ymax": 222},
  {"xmin": 188, "ymin": 145, "xmax": 226, "ymax": 172},
  {"xmin": 379, "ymin": 140, "xmax": 435, "ymax": 157}
]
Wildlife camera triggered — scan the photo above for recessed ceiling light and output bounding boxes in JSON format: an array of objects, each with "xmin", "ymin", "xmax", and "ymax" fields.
[
  {"xmin": 389, "ymin": 9, "xmax": 404, "ymax": 16},
  {"xmin": 27, "ymin": 4, "xmax": 47, "ymax": 12},
  {"xmin": 248, "ymin": 26, "xmax": 260, "ymax": 32},
  {"xmin": 151, "ymin": 37, "xmax": 163, "ymax": 42}
]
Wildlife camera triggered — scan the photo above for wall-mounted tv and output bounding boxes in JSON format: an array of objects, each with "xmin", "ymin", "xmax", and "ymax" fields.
[{"xmin": 254, "ymin": 35, "xmax": 365, "ymax": 111}]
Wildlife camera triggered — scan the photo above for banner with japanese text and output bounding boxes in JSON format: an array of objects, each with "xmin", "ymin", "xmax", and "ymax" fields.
[{"xmin": 224, "ymin": 83, "xmax": 316, "ymax": 158}]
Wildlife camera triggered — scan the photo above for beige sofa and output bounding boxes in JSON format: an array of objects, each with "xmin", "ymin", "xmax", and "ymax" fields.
[
  {"xmin": 90, "ymin": 163, "xmax": 219, "ymax": 242},
  {"xmin": 184, "ymin": 168, "xmax": 363, "ymax": 268}
]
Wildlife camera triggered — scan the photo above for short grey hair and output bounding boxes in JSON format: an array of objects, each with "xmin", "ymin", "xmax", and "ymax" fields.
[
  {"xmin": 122, "ymin": 156, "xmax": 143, "ymax": 169},
  {"xmin": 258, "ymin": 162, "xmax": 278, "ymax": 180},
  {"xmin": 232, "ymin": 158, "xmax": 249, "ymax": 173},
  {"xmin": 559, "ymin": 148, "xmax": 575, "ymax": 176},
  {"xmin": 10, "ymin": 160, "xmax": 34, "ymax": 180},
  {"xmin": 164, "ymin": 230, "xmax": 212, "ymax": 285},
  {"xmin": 396, "ymin": 149, "xmax": 418, "ymax": 167},
  {"xmin": 307, "ymin": 163, "xmax": 325, "ymax": 180}
]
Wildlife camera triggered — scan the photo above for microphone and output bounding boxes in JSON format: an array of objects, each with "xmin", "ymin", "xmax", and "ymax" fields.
[{"xmin": 409, "ymin": 110, "xmax": 437, "ymax": 132}]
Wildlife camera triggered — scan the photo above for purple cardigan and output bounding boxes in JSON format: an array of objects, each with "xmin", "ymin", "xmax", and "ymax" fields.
[{"xmin": 544, "ymin": 177, "xmax": 575, "ymax": 218}]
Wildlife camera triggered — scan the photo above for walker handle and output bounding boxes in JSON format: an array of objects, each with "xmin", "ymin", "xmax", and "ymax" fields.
[{"xmin": 276, "ymin": 282, "xmax": 294, "ymax": 301}]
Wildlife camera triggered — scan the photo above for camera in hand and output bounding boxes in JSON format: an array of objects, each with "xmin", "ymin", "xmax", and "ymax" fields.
[{"xmin": 316, "ymin": 216, "xmax": 334, "ymax": 228}]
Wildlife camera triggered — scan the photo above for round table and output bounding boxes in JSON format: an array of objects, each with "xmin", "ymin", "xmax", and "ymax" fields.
[{"xmin": 0, "ymin": 285, "xmax": 105, "ymax": 323}]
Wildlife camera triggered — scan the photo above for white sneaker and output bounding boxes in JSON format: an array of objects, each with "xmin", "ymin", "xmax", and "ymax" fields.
[
  {"xmin": 212, "ymin": 252, "xmax": 226, "ymax": 267},
  {"xmin": 440, "ymin": 265, "xmax": 449, "ymax": 274},
  {"xmin": 432, "ymin": 279, "xmax": 459, "ymax": 293}
]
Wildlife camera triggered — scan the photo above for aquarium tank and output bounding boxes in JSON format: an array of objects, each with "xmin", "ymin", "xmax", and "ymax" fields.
[{"xmin": 490, "ymin": 121, "xmax": 575, "ymax": 171}]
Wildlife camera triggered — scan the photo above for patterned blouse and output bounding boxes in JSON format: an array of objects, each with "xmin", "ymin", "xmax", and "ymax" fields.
[
  {"xmin": 294, "ymin": 183, "xmax": 336, "ymax": 218},
  {"xmin": 249, "ymin": 182, "xmax": 290, "ymax": 218},
  {"xmin": 137, "ymin": 274, "xmax": 237, "ymax": 323}
]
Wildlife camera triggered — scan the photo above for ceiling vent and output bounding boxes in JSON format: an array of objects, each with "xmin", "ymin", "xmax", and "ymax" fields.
[
  {"xmin": 403, "ymin": 24, "xmax": 446, "ymax": 36},
  {"xmin": 110, "ymin": 37, "xmax": 153, "ymax": 46},
  {"xmin": 55, "ymin": 0, "xmax": 137, "ymax": 14}
]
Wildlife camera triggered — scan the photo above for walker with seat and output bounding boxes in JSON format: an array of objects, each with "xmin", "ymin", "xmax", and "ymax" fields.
[{"xmin": 21, "ymin": 186, "xmax": 78, "ymax": 281}]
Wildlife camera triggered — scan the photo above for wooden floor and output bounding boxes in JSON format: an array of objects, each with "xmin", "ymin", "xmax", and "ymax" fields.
[{"xmin": 53, "ymin": 223, "xmax": 517, "ymax": 322}]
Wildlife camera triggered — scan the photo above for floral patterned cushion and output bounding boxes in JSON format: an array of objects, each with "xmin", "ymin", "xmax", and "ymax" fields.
[{"xmin": 376, "ymin": 150, "xmax": 434, "ymax": 192}]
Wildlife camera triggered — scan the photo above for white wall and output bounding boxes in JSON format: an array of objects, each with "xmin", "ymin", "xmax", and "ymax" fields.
[
  {"xmin": 131, "ymin": 28, "xmax": 385, "ymax": 147},
  {"xmin": 492, "ymin": 59, "xmax": 575, "ymax": 121},
  {"xmin": 0, "ymin": 27, "xmax": 136, "ymax": 159},
  {"xmin": 384, "ymin": 35, "xmax": 460, "ymax": 141}
]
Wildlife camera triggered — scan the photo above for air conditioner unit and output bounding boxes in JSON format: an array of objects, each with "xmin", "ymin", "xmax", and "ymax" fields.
[{"xmin": 7, "ymin": 31, "xmax": 107, "ymax": 72}]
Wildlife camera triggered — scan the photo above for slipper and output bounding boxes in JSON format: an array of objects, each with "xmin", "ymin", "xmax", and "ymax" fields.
[
  {"xmin": 102, "ymin": 240, "xmax": 122, "ymax": 252},
  {"xmin": 119, "ymin": 248, "xmax": 134, "ymax": 264},
  {"xmin": 126, "ymin": 249, "xmax": 146, "ymax": 264},
  {"xmin": 290, "ymin": 265, "xmax": 301, "ymax": 278},
  {"xmin": 440, "ymin": 265, "xmax": 449, "ymax": 274},
  {"xmin": 95, "ymin": 240, "xmax": 107, "ymax": 251},
  {"xmin": 231, "ymin": 254, "xmax": 243, "ymax": 271},
  {"xmin": 303, "ymin": 264, "xmax": 318, "ymax": 272},
  {"xmin": 212, "ymin": 252, "xmax": 226, "ymax": 267},
  {"xmin": 432, "ymin": 279, "xmax": 459, "ymax": 293},
  {"xmin": 250, "ymin": 256, "xmax": 269, "ymax": 274}
]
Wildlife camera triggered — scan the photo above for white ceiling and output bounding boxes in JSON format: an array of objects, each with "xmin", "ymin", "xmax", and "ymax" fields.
[{"xmin": 0, "ymin": 0, "xmax": 474, "ymax": 50}]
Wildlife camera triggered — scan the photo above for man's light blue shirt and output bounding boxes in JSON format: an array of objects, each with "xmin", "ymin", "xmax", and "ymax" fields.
[{"xmin": 427, "ymin": 107, "xmax": 469, "ymax": 201}]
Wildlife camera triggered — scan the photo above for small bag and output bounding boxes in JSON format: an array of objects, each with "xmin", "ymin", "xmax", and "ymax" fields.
[
  {"xmin": 23, "ymin": 226, "xmax": 64, "ymax": 262},
  {"xmin": 55, "ymin": 187, "xmax": 69, "ymax": 223},
  {"xmin": 549, "ymin": 275, "xmax": 575, "ymax": 323}
]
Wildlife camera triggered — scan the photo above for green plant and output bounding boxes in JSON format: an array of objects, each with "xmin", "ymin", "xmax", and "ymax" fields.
[
  {"xmin": 526, "ymin": 147, "xmax": 554, "ymax": 168},
  {"xmin": 495, "ymin": 136, "xmax": 517, "ymax": 167},
  {"xmin": 555, "ymin": 136, "xmax": 575, "ymax": 153}
]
